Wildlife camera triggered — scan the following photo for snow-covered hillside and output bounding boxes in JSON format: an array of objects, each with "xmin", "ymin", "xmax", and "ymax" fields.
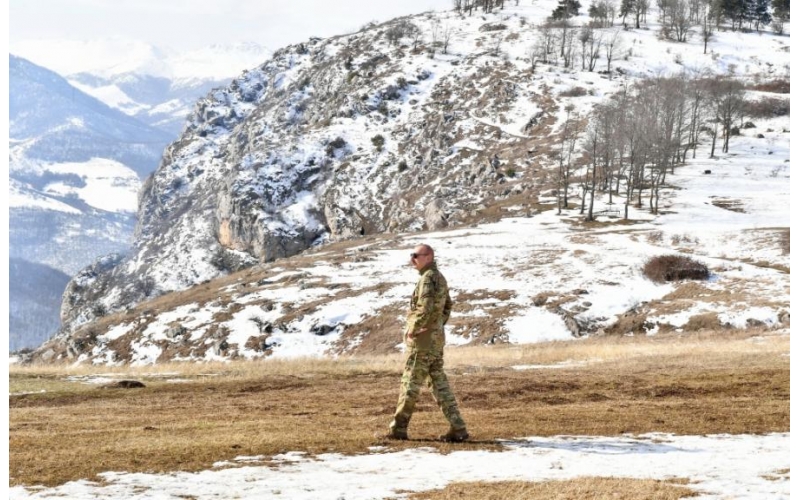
[
  {"xmin": 33, "ymin": 110, "xmax": 789, "ymax": 364},
  {"xmin": 28, "ymin": 1, "xmax": 790, "ymax": 363}
]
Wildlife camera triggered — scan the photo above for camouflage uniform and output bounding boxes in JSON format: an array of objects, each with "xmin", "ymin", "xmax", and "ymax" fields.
[{"xmin": 390, "ymin": 262, "xmax": 467, "ymax": 435}]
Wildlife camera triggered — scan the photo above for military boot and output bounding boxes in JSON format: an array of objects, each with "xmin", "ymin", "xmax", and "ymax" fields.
[
  {"xmin": 384, "ymin": 427, "xmax": 409, "ymax": 440},
  {"xmin": 386, "ymin": 416, "xmax": 409, "ymax": 440},
  {"xmin": 439, "ymin": 427, "xmax": 469, "ymax": 443}
]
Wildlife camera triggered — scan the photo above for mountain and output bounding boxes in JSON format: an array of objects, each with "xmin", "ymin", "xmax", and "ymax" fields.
[
  {"xmin": 8, "ymin": 258, "xmax": 71, "ymax": 352},
  {"xmin": 66, "ymin": 72, "xmax": 232, "ymax": 136},
  {"xmin": 28, "ymin": 3, "xmax": 791, "ymax": 364},
  {"xmin": 9, "ymin": 54, "xmax": 173, "ymax": 175},
  {"xmin": 11, "ymin": 40, "xmax": 272, "ymax": 135},
  {"xmin": 9, "ymin": 55, "xmax": 173, "ymax": 351}
]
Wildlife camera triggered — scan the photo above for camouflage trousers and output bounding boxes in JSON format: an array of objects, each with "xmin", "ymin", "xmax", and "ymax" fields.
[{"xmin": 390, "ymin": 348, "xmax": 466, "ymax": 433}]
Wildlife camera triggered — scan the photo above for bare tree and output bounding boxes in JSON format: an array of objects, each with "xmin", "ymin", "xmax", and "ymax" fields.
[
  {"xmin": 411, "ymin": 25, "xmax": 422, "ymax": 52},
  {"xmin": 386, "ymin": 24, "xmax": 404, "ymax": 45},
  {"xmin": 664, "ymin": 0, "xmax": 693, "ymax": 42},
  {"xmin": 442, "ymin": 24, "xmax": 454, "ymax": 54},
  {"xmin": 581, "ymin": 118, "xmax": 602, "ymax": 220},
  {"xmin": 689, "ymin": 0, "xmax": 705, "ymax": 23},
  {"xmin": 562, "ymin": 28, "xmax": 577, "ymax": 67},
  {"xmin": 528, "ymin": 44, "xmax": 539, "ymax": 72},
  {"xmin": 536, "ymin": 22, "xmax": 558, "ymax": 63},
  {"xmin": 429, "ymin": 20, "xmax": 441, "ymax": 57},
  {"xmin": 682, "ymin": 72, "xmax": 706, "ymax": 160},
  {"xmin": 490, "ymin": 34, "xmax": 504, "ymax": 56},
  {"xmin": 604, "ymin": 29, "xmax": 622, "ymax": 73},
  {"xmin": 588, "ymin": 31, "xmax": 603, "ymax": 71},
  {"xmin": 557, "ymin": 104, "xmax": 580, "ymax": 211},
  {"xmin": 656, "ymin": 0, "xmax": 670, "ymax": 22},
  {"xmin": 579, "ymin": 25, "xmax": 602, "ymax": 71},
  {"xmin": 579, "ymin": 25, "xmax": 593, "ymax": 70},
  {"xmin": 707, "ymin": 78, "xmax": 745, "ymax": 153},
  {"xmin": 635, "ymin": 0, "xmax": 651, "ymax": 26},
  {"xmin": 701, "ymin": 7, "xmax": 714, "ymax": 53},
  {"xmin": 557, "ymin": 19, "xmax": 571, "ymax": 58},
  {"xmin": 602, "ymin": 0, "xmax": 617, "ymax": 26},
  {"xmin": 772, "ymin": 14, "xmax": 785, "ymax": 34}
]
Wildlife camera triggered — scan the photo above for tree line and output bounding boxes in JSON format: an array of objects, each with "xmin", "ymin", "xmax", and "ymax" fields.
[
  {"xmin": 554, "ymin": 72, "xmax": 773, "ymax": 222},
  {"xmin": 450, "ymin": 0, "xmax": 789, "ymax": 35}
]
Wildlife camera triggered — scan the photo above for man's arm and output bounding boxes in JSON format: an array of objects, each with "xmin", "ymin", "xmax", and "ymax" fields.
[
  {"xmin": 442, "ymin": 289, "xmax": 452, "ymax": 325},
  {"xmin": 408, "ymin": 273, "xmax": 437, "ymax": 336}
]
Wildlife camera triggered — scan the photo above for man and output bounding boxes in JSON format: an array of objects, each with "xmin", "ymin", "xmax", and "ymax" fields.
[{"xmin": 387, "ymin": 244, "xmax": 469, "ymax": 442}]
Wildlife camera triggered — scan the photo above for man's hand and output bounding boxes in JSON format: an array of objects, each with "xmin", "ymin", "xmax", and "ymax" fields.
[{"xmin": 406, "ymin": 327, "xmax": 428, "ymax": 340}]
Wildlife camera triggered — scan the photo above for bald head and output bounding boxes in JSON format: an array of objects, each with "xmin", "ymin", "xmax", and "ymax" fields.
[{"xmin": 410, "ymin": 244, "xmax": 435, "ymax": 270}]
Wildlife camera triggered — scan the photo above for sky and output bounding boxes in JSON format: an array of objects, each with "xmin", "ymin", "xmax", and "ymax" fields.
[{"xmin": 9, "ymin": 0, "xmax": 451, "ymax": 51}]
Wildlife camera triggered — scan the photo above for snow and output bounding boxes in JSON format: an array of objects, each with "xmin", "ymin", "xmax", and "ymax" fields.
[
  {"xmin": 67, "ymin": 80, "xmax": 149, "ymax": 115},
  {"xmin": 9, "ymin": 179, "xmax": 82, "ymax": 214},
  {"xmin": 42, "ymin": 158, "xmax": 141, "ymax": 213},
  {"xmin": 512, "ymin": 359, "xmax": 594, "ymax": 370},
  {"xmin": 505, "ymin": 307, "xmax": 573, "ymax": 343},
  {"xmin": 9, "ymin": 156, "xmax": 140, "ymax": 214},
  {"xmin": 98, "ymin": 323, "xmax": 135, "ymax": 342},
  {"xmin": 9, "ymin": 433, "xmax": 790, "ymax": 499}
]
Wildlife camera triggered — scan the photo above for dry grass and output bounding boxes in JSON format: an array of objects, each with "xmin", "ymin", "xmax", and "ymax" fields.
[
  {"xmin": 10, "ymin": 332, "xmax": 789, "ymax": 487},
  {"xmin": 407, "ymin": 478, "xmax": 697, "ymax": 499}
]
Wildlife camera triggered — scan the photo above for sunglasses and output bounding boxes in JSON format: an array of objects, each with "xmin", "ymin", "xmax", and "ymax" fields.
[{"xmin": 410, "ymin": 252, "xmax": 430, "ymax": 259}]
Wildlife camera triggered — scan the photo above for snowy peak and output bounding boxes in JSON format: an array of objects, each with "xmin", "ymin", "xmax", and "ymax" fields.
[
  {"xmin": 171, "ymin": 42, "xmax": 272, "ymax": 82},
  {"xmin": 9, "ymin": 55, "xmax": 172, "ymax": 177},
  {"xmin": 10, "ymin": 38, "xmax": 271, "ymax": 81},
  {"xmin": 10, "ymin": 39, "xmax": 272, "ymax": 135},
  {"xmin": 10, "ymin": 38, "xmax": 175, "ymax": 79}
]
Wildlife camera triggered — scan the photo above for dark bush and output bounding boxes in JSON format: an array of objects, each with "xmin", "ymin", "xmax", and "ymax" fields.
[
  {"xmin": 211, "ymin": 247, "xmax": 249, "ymax": 273},
  {"xmin": 398, "ymin": 160, "xmax": 409, "ymax": 172},
  {"xmin": 326, "ymin": 137, "xmax": 347, "ymax": 157},
  {"xmin": 479, "ymin": 23, "xmax": 507, "ymax": 31},
  {"xmin": 560, "ymin": 86, "xmax": 588, "ymax": 97},
  {"xmin": 748, "ymin": 79, "xmax": 790, "ymax": 94},
  {"xmin": 643, "ymin": 255, "xmax": 709, "ymax": 283},
  {"xmin": 377, "ymin": 101, "xmax": 389, "ymax": 116},
  {"xmin": 371, "ymin": 134, "xmax": 385, "ymax": 150},
  {"xmin": 744, "ymin": 97, "xmax": 790, "ymax": 118}
]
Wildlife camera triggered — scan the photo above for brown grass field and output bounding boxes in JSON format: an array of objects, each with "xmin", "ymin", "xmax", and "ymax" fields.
[{"xmin": 9, "ymin": 329, "xmax": 789, "ymax": 498}]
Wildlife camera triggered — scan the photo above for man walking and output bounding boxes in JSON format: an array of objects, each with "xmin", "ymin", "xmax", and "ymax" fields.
[{"xmin": 387, "ymin": 244, "xmax": 469, "ymax": 442}]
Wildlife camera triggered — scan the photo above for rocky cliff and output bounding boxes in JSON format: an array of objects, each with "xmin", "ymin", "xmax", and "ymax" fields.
[{"xmin": 58, "ymin": 9, "xmax": 568, "ymax": 334}]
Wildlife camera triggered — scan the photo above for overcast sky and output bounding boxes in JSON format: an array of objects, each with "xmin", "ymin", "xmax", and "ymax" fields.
[{"xmin": 10, "ymin": 0, "xmax": 451, "ymax": 51}]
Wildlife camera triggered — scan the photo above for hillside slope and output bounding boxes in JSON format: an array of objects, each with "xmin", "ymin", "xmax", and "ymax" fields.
[{"xmin": 31, "ymin": 2, "xmax": 790, "ymax": 363}]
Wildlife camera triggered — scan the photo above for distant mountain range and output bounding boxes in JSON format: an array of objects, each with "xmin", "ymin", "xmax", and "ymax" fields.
[
  {"xmin": 11, "ymin": 40, "xmax": 271, "ymax": 134},
  {"xmin": 8, "ymin": 40, "xmax": 272, "ymax": 352},
  {"xmin": 8, "ymin": 258, "xmax": 71, "ymax": 353},
  {"xmin": 8, "ymin": 54, "xmax": 173, "ymax": 351}
]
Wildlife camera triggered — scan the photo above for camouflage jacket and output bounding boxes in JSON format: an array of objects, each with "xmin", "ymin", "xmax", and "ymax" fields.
[{"xmin": 405, "ymin": 262, "xmax": 452, "ymax": 351}]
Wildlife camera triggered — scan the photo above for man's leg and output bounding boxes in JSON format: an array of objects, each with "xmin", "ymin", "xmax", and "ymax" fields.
[
  {"xmin": 427, "ymin": 354, "xmax": 467, "ymax": 434},
  {"xmin": 390, "ymin": 350, "xmax": 430, "ymax": 437}
]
